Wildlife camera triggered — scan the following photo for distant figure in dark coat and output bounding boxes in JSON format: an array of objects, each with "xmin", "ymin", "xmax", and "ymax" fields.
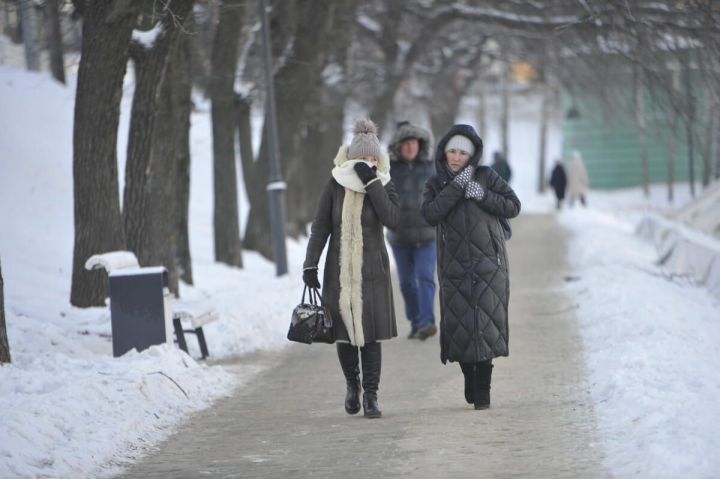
[
  {"xmin": 549, "ymin": 159, "xmax": 567, "ymax": 210},
  {"xmin": 491, "ymin": 151, "xmax": 512, "ymax": 183},
  {"xmin": 422, "ymin": 124, "xmax": 521, "ymax": 411}
]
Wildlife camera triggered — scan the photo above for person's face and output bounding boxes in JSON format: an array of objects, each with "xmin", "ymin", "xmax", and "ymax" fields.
[
  {"xmin": 399, "ymin": 139, "xmax": 419, "ymax": 161},
  {"xmin": 445, "ymin": 149, "xmax": 470, "ymax": 172},
  {"xmin": 356, "ymin": 155, "xmax": 378, "ymax": 167}
]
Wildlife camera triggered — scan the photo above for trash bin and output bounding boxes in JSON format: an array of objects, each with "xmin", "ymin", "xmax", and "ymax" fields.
[{"xmin": 108, "ymin": 266, "xmax": 173, "ymax": 357}]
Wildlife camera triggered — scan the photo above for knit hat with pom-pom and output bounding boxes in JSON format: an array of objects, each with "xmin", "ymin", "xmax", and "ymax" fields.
[{"xmin": 348, "ymin": 118, "xmax": 383, "ymax": 161}]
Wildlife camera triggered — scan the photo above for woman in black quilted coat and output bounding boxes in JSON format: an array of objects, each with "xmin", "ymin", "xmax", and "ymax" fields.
[{"xmin": 422, "ymin": 124, "xmax": 521, "ymax": 410}]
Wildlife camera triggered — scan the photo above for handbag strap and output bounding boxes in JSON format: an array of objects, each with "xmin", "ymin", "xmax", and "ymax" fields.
[
  {"xmin": 302, "ymin": 285, "xmax": 325, "ymax": 306},
  {"xmin": 301, "ymin": 285, "xmax": 309, "ymax": 304}
]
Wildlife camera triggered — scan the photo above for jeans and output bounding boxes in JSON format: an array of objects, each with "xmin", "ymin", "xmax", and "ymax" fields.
[{"xmin": 390, "ymin": 241, "xmax": 437, "ymax": 332}]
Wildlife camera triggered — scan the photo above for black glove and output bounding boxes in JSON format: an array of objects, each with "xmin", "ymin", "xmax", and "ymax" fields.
[
  {"xmin": 465, "ymin": 181, "xmax": 485, "ymax": 201},
  {"xmin": 303, "ymin": 267, "xmax": 321, "ymax": 288},
  {"xmin": 453, "ymin": 165, "xmax": 474, "ymax": 188},
  {"xmin": 353, "ymin": 162, "xmax": 377, "ymax": 185}
]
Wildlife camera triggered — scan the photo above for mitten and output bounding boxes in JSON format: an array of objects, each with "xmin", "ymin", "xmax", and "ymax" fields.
[
  {"xmin": 302, "ymin": 267, "xmax": 321, "ymax": 288},
  {"xmin": 353, "ymin": 162, "xmax": 378, "ymax": 185},
  {"xmin": 453, "ymin": 165, "xmax": 474, "ymax": 188},
  {"xmin": 465, "ymin": 181, "xmax": 485, "ymax": 201}
]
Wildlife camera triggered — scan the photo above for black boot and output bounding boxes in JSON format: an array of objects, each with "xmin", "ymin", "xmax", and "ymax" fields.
[
  {"xmin": 459, "ymin": 362, "xmax": 475, "ymax": 404},
  {"xmin": 337, "ymin": 343, "xmax": 361, "ymax": 415},
  {"xmin": 360, "ymin": 342, "xmax": 382, "ymax": 418},
  {"xmin": 473, "ymin": 361, "xmax": 493, "ymax": 410}
]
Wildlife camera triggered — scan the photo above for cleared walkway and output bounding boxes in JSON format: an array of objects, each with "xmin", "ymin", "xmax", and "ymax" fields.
[{"xmin": 119, "ymin": 214, "xmax": 608, "ymax": 478}]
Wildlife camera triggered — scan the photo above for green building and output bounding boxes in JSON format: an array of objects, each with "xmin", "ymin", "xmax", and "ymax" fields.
[{"xmin": 561, "ymin": 70, "xmax": 716, "ymax": 190}]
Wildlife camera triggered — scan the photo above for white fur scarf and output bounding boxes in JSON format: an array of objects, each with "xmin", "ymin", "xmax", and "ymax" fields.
[
  {"xmin": 338, "ymin": 188, "xmax": 365, "ymax": 346},
  {"xmin": 331, "ymin": 145, "xmax": 390, "ymax": 346}
]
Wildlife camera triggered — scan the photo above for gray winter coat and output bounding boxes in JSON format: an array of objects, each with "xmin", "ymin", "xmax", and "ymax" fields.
[
  {"xmin": 422, "ymin": 125, "xmax": 521, "ymax": 364},
  {"xmin": 304, "ymin": 177, "xmax": 400, "ymax": 344},
  {"xmin": 386, "ymin": 123, "xmax": 436, "ymax": 247}
]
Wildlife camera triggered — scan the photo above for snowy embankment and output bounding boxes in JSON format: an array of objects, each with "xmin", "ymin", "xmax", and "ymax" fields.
[
  {"xmin": 0, "ymin": 66, "xmax": 303, "ymax": 478},
  {"xmin": 556, "ymin": 188, "xmax": 720, "ymax": 478}
]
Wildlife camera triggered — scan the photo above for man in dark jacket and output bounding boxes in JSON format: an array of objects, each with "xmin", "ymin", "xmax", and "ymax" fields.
[{"xmin": 386, "ymin": 121, "xmax": 437, "ymax": 340}]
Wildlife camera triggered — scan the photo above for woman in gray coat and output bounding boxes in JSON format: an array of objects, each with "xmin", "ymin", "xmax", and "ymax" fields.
[
  {"xmin": 303, "ymin": 119, "xmax": 400, "ymax": 418},
  {"xmin": 422, "ymin": 124, "xmax": 521, "ymax": 410}
]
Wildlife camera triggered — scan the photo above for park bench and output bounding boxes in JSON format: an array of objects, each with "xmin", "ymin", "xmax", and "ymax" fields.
[{"xmin": 84, "ymin": 251, "xmax": 217, "ymax": 359}]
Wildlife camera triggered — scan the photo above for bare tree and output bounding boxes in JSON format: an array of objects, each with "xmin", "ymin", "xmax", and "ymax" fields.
[
  {"xmin": 0, "ymin": 258, "xmax": 10, "ymax": 364},
  {"xmin": 141, "ymin": 13, "xmax": 195, "ymax": 294},
  {"xmin": 123, "ymin": 0, "xmax": 194, "ymax": 291},
  {"xmin": 174, "ymin": 17, "xmax": 195, "ymax": 285},
  {"xmin": 209, "ymin": 0, "xmax": 244, "ymax": 267},
  {"xmin": 244, "ymin": 0, "xmax": 357, "ymax": 256},
  {"xmin": 19, "ymin": 0, "xmax": 40, "ymax": 70},
  {"xmin": 70, "ymin": 0, "xmax": 136, "ymax": 307},
  {"xmin": 45, "ymin": 0, "xmax": 65, "ymax": 83}
]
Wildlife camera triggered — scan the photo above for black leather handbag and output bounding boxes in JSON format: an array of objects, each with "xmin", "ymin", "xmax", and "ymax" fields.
[{"xmin": 287, "ymin": 286, "xmax": 335, "ymax": 344}]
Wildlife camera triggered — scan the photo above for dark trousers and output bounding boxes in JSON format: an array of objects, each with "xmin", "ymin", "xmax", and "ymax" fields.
[{"xmin": 390, "ymin": 241, "xmax": 437, "ymax": 332}]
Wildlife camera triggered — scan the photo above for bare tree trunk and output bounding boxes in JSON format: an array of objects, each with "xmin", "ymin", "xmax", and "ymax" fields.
[
  {"xmin": 70, "ymin": 1, "xmax": 136, "ymax": 307},
  {"xmin": 19, "ymin": 0, "xmax": 40, "ymax": 71},
  {"xmin": 500, "ymin": 63, "xmax": 510, "ymax": 159},
  {"xmin": 143, "ymin": 18, "xmax": 194, "ymax": 296},
  {"xmin": 0, "ymin": 259, "xmax": 10, "ymax": 364},
  {"xmin": 701, "ymin": 87, "xmax": 715, "ymax": 189},
  {"xmin": 245, "ymin": 0, "xmax": 353, "ymax": 251},
  {"xmin": 537, "ymin": 83, "xmax": 549, "ymax": 193},
  {"xmin": 236, "ymin": 94, "xmax": 254, "ymax": 188},
  {"xmin": 210, "ymin": 0, "xmax": 244, "ymax": 267},
  {"xmin": 175, "ymin": 25, "xmax": 194, "ymax": 286},
  {"xmin": 369, "ymin": 80, "xmax": 401, "ymax": 136},
  {"xmin": 667, "ymin": 62, "xmax": 680, "ymax": 203},
  {"xmin": 477, "ymin": 80, "xmax": 487, "ymax": 140},
  {"xmin": 716, "ymin": 107, "xmax": 720, "ymax": 180},
  {"xmin": 683, "ymin": 55, "xmax": 696, "ymax": 198},
  {"xmin": 44, "ymin": 0, "xmax": 65, "ymax": 83},
  {"xmin": 243, "ymin": 128, "xmax": 274, "ymax": 259},
  {"xmin": 636, "ymin": 65, "xmax": 649, "ymax": 197},
  {"xmin": 668, "ymin": 117, "xmax": 677, "ymax": 204},
  {"xmin": 296, "ymin": 0, "xmax": 355, "ymax": 233},
  {"xmin": 124, "ymin": 1, "xmax": 194, "ymax": 276}
]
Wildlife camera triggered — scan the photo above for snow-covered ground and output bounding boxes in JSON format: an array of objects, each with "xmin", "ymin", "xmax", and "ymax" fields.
[
  {"xmin": 0, "ymin": 65, "xmax": 304, "ymax": 478},
  {"xmin": 555, "ymin": 190, "xmax": 720, "ymax": 479},
  {"xmin": 1, "ymin": 62, "xmax": 719, "ymax": 479}
]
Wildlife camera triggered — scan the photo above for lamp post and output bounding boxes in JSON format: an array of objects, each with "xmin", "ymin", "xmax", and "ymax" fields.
[{"xmin": 258, "ymin": 0, "xmax": 288, "ymax": 276}]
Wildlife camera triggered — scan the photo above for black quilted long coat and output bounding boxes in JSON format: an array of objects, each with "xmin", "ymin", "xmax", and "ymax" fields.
[{"xmin": 422, "ymin": 125, "xmax": 521, "ymax": 364}]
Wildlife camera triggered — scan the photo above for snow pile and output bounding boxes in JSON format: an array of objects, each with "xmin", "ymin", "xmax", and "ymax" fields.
[
  {"xmin": 558, "ymin": 195, "xmax": 720, "ymax": 478},
  {"xmin": 672, "ymin": 181, "xmax": 720, "ymax": 240},
  {"xmin": 0, "ymin": 65, "xmax": 303, "ymax": 478},
  {"xmin": 0, "ymin": 345, "xmax": 234, "ymax": 478},
  {"xmin": 637, "ymin": 213, "xmax": 720, "ymax": 299}
]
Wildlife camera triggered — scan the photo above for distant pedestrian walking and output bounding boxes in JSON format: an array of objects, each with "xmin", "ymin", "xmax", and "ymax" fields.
[
  {"xmin": 303, "ymin": 118, "xmax": 400, "ymax": 419},
  {"xmin": 549, "ymin": 159, "xmax": 567, "ymax": 210},
  {"xmin": 386, "ymin": 121, "xmax": 437, "ymax": 341},
  {"xmin": 491, "ymin": 150, "xmax": 512, "ymax": 183},
  {"xmin": 422, "ymin": 124, "xmax": 521, "ymax": 410},
  {"xmin": 567, "ymin": 150, "xmax": 589, "ymax": 207}
]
